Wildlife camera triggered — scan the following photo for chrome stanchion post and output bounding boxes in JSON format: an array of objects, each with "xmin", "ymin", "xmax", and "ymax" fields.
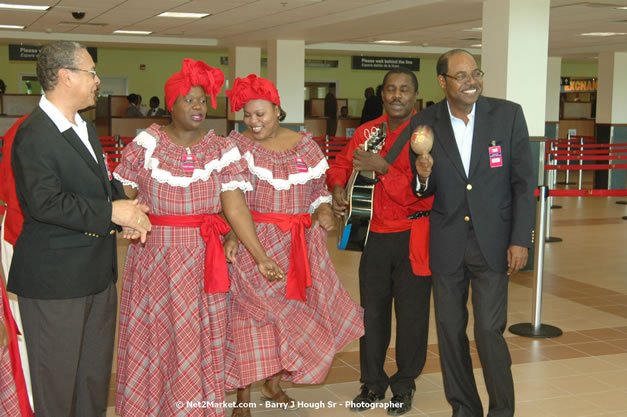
[
  {"xmin": 509, "ymin": 186, "xmax": 563, "ymax": 338},
  {"xmin": 578, "ymin": 136, "xmax": 584, "ymax": 190},
  {"xmin": 565, "ymin": 135, "xmax": 571, "ymax": 184},
  {"xmin": 545, "ymin": 173, "xmax": 562, "ymax": 243}
]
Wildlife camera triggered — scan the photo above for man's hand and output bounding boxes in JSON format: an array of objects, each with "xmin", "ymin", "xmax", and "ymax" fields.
[
  {"xmin": 507, "ymin": 245, "xmax": 528, "ymax": 275},
  {"xmin": 415, "ymin": 153, "xmax": 433, "ymax": 183},
  {"xmin": 331, "ymin": 185, "xmax": 348, "ymax": 218},
  {"xmin": 313, "ymin": 204, "xmax": 335, "ymax": 232},
  {"xmin": 353, "ymin": 148, "xmax": 389, "ymax": 174},
  {"xmin": 112, "ymin": 199, "xmax": 151, "ymax": 243}
]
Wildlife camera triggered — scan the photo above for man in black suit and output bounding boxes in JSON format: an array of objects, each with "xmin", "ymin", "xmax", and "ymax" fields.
[
  {"xmin": 9, "ymin": 40, "xmax": 151, "ymax": 417},
  {"xmin": 409, "ymin": 49, "xmax": 535, "ymax": 417}
]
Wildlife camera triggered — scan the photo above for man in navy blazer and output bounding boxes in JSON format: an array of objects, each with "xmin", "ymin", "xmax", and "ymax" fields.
[
  {"xmin": 9, "ymin": 41, "xmax": 151, "ymax": 417},
  {"xmin": 409, "ymin": 49, "xmax": 535, "ymax": 417}
]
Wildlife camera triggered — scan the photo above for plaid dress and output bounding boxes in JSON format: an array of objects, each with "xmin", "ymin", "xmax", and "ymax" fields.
[
  {"xmin": 0, "ymin": 347, "xmax": 20, "ymax": 417},
  {"xmin": 225, "ymin": 131, "xmax": 364, "ymax": 389},
  {"xmin": 114, "ymin": 124, "xmax": 250, "ymax": 417}
]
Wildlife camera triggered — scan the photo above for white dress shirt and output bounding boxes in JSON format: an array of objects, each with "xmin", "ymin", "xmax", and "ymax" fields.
[
  {"xmin": 446, "ymin": 101, "xmax": 476, "ymax": 177},
  {"xmin": 39, "ymin": 95, "xmax": 97, "ymax": 162}
]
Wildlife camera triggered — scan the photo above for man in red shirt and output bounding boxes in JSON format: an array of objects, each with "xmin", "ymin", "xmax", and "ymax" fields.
[{"xmin": 326, "ymin": 67, "xmax": 432, "ymax": 416}]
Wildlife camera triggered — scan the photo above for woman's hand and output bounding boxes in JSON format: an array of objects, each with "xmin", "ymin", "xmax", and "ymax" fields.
[
  {"xmin": 313, "ymin": 204, "xmax": 335, "ymax": 231},
  {"xmin": 224, "ymin": 233, "xmax": 239, "ymax": 263},
  {"xmin": 257, "ymin": 256, "xmax": 286, "ymax": 282},
  {"xmin": 121, "ymin": 226, "xmax": 142, "ymax": 241}
]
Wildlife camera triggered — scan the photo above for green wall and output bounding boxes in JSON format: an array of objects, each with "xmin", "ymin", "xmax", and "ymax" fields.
[
  {"xmin": 0, "ymin": 43, "xmax": 598, "ymax": 116},
  {"xmin": 305, "ymin": 53, "xmax": 443, "ymax": 116},
  {"xmin": 561, "ymin": 61, "xmax": 598, "ymax": 78}
]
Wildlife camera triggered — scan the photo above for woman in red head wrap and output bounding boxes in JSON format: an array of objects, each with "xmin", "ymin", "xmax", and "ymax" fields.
[
  {"xmin": 113, "ymin": 61, "xmax": 283, "ymax": 417},
  {"xmin": 223, "ymin": 75, "xmax": 364, "ymax": 417}
]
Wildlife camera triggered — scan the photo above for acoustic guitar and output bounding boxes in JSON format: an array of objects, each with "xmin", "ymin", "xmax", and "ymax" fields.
[{"xmin": 337, "ymin": 122, "xmax": 387, "ymax": 251}]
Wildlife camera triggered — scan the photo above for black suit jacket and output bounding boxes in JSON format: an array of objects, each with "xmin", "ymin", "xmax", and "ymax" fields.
[
  {"xmin": 409, "ymin": 96, "xmax": 535, "ymax": 274},
  {"xmin": 9, "ymin": 106, "xmax": 126, "ymax": 299}
]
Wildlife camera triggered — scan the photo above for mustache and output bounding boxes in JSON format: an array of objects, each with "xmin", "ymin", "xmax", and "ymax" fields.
[{"xmin": 462, "ymin": 85, "xmax": 480, "ymax": 92}]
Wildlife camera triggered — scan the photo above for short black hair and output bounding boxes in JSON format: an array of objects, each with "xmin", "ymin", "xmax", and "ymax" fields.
[
  {"xmin": 436, "ymin": 49, "xmax": 474, "ymax": 76},
  {"xmin": 382, "ymin": 67, "xmax": 418, "ymax": 93},
  {"xmin": 127, "ymin": 93, "xmax": 140, "ymax": 105}
]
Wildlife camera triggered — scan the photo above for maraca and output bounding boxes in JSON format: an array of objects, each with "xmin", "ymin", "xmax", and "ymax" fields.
[{"xmin": 410, "ymin": 125, "xmax": 434, "ymax": 155}]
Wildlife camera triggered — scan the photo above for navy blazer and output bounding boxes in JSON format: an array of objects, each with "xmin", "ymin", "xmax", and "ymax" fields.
[
  {"xmin": 9, "ymin": 106, "xmax": 126, "ymax": 299},
  {"xmin": 409, "ymin": 96, "xmax": 535, "ymax": 274}
]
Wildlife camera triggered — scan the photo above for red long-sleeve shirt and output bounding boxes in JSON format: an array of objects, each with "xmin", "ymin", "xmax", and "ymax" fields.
[{"xmin": 326, "ymin": 112, "xmax": 433, "ymax": 234}]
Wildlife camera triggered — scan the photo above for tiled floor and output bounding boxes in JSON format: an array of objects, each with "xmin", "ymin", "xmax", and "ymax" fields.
[{"xmin": 108, "ymin": 176, "xmax": 627, "ymax": 417}]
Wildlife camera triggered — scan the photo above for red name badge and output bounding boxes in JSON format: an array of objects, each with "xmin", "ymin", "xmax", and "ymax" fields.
[
  {"xmin": 183, "ymin": 154, "xmax": 196, "ymax": 172},
  {"xmin": 489, "ymin": 145, "xmax": 502, "ymax": 168},
  {"xmin": 294, "ymin": 156, "xmax": 308, "ymax": 173}
]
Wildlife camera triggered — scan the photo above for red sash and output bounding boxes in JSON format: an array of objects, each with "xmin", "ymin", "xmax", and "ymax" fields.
[
  {"xmin": 250, "ymin": 211, "xmax": 312, "ymax": 301},
  {"xmin": 148, "ymin": 214, "xmax": 231, "ymax": 293},
  {"xmin": 1, "ymin": 279, "xmax": 34, "ymax": 417}
]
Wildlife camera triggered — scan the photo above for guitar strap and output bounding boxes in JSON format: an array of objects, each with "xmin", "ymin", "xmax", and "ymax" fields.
[{"xmin": 383, "ymin": 122, "xmax": 413, "ymax": 165}]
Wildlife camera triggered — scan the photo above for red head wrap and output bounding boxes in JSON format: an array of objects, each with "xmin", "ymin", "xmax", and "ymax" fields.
[
  {"xmin": 164, "ymin": 59, "xmax": 225, "ymax": 111},
  {"xmin": 225, "ymin": 74, "xmax": 281, "ymax": 113}
]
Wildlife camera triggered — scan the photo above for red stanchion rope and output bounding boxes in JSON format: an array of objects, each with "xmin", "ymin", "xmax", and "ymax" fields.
[
  {"xmin": 546, "ymin": 163, "xmax": 627, "ymax": 170},
  {"xmin": 535, "ymin": 188, "xmax": 627, "ymax": 197}
]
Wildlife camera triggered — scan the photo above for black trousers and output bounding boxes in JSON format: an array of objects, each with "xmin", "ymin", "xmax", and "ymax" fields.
[
  {"xmin": 358, "ymin": 230, "xmax": 432, "ymax": 396},
  {"xmin": 432, "ymin": 228, "xmax": 514, "ymax": 417},
  {"xmin": 18, "ymin": 281, "xmax": 117, "ymax": 417}
]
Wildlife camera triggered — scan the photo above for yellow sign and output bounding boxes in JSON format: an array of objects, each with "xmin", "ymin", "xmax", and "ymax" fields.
[{"xmin": 563, "ymin": 79, "xmax": 597, "ymax": 92}]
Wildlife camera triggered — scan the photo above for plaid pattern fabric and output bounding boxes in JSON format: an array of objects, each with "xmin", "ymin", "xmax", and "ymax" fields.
[
  {"xmin": 115, "ymin": 126, "xmax": 248, "ymax": 417},
  {"xmin": 0, "ymin": 348, "xmax": 21, "ymax": 417},
  {"xmin": 224, "ymin": 132, "xmax": 364, "ymax": 389}
]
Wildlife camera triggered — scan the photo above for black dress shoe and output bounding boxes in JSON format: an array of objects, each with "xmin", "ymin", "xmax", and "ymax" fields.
[
  {"xmin": 349, "ymin": 384, "xmax": 385, "ymax": 412},
  {"xmin": 386, "ymin": 389, "xmax": 414, "ymax": 416}
]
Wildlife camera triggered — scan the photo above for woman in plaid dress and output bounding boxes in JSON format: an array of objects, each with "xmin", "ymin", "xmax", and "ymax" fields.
[
  {"xmin": 114, "ymin": 61, "xmax": 283, "ymax": 417},
  {"xmin": 223, "ymin": 75, "xmax": 364, "ymax": 417},
  {"xmin": 0, "ymin": 280, "xmax": 33, "ymax": 417}
]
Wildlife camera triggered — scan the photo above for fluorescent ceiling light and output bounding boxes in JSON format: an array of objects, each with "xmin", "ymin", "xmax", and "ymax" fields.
[
  {"xmin": 580, "ymin": 32, "xmax": 626, "ymax": 36},
  {"xmin": 615, "ymin": 7, "xmax": 627, "ymax": 9},
  {"xmin": 471, "ymin": 44, "xmax": 482, "ymax": 48},
  {"xmin": 0, "ymin": 24, "xmax": 24, "ymax": 29},
  {"xmin": 158, "ymin": 12, "xmax": 209, "ymax": 18},
  {"xmin": 114, "ymin": 30, "xmax": 152, "ymax": 35},
  {"xmin": 464, "ymin": 27, "xmax": 482, "ymax": 32},
  {"xmin": 0, "ymin": 2, "xmax": 49, "ymax": 11},
  {"xmin": 372, "ymin": 40, "xmax": 410, "ymax": 44}
]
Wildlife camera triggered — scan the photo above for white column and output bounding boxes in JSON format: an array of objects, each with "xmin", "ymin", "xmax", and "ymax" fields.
[
  {"xmin": 228, "ymin": 47, "xmax": 261, "ymax": 121},
  {"xmin": 597, "ymin": 51, "xmax": 627, "ymax": 124},
  {"xmin": 546, "ymin": 57, "xmax": 561, "ymax": 123},
  {"xmin": 267, "ymin": 40, "xmax": 305, "ymax": 124},
  {"xmin": 482, "ymin": 0, "xmax": 550, "ymax": 136}
]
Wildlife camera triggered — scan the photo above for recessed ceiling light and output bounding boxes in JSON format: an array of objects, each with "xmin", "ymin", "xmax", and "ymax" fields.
[
  {"xmin": 0, "ymin": 24, "xmax": 24, "ymax": 29},
  {"xmin": 158, "ymin": 12, "xmax": 210, "ymax": 18},
  {"xmin": 114, "ymin": 30, "xmax": 152, "ymax": 35},
  {"xmin": 0, "ymin": 2, "xmax": 49, "ymax": 11},
  {"xmin": 580, "ymin": 32, "xmax": 626, "ymax": 36},
  {"xmin": 464, "ymin": 27, "xmax": 483, "ymax": 32},
  {"xmin": 372, "ymin": 40, "xmax": 410, "ymax": 44}
]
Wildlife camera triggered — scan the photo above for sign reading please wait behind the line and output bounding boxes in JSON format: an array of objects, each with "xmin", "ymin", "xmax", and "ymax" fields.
[{"xmin": 352, "ymin": 56, "xmax": 420, "ymax": 71}]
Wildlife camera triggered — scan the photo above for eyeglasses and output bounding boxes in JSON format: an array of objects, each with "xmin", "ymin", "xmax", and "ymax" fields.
[
  {"xmin": 442, "ymin": 69, "xmax": 484, "ymax": 83},
  {"xmin": 66, "ymin": 68, "xmax": 98, "ymax": 79}
]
